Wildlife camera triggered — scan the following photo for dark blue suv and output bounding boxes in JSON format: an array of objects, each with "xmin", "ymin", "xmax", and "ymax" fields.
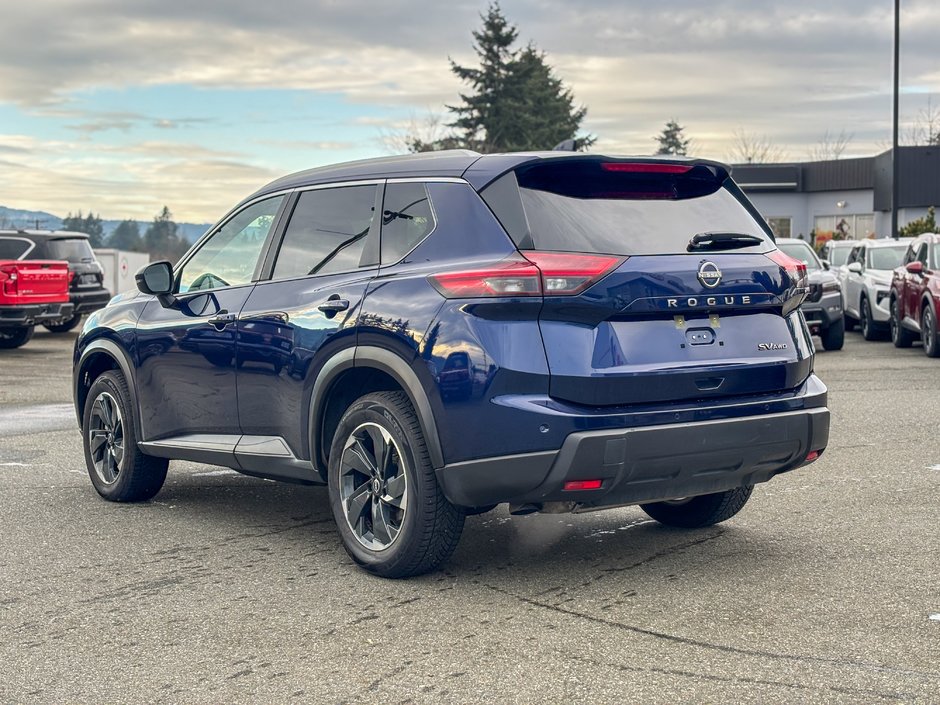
[{"xmin": 73, "ymin": 151, "xmax": 830, "ymax": 577}]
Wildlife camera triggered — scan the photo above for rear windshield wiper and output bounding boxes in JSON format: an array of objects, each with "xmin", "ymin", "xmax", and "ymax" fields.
[{"xmin": 688, "ymin": 232, "xmax": 765, "ymax": 252}]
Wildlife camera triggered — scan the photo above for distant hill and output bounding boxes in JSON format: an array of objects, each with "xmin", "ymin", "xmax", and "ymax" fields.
[{"xmin": 0, "ymin": 205, "xmax": 212, "ymax": 244}]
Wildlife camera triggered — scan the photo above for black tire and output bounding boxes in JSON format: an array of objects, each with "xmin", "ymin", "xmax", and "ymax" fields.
[
  {"xmin": 82, "ymin": 370, "xmax": 168, "ymax": 502},
  {"xmin": 890, "ymin": 297, "xmax": 915, "ymax": 348},
  {"xmin": 923, "ymin": 303, "xmax": 940, "ymax": 358},
  {"xmin": 0, "ymin": 325, "xmax": 34, "ymax": 349},
  {"xmin": 819, "ymin": 317, "xmax": 844, "ymax": 351},
  {"xmin": 42, "ymin": 313, "xmax": 82, "ymax": 333},
  {"xmin": 859, "ymin": 298, "xmax": 880, "ymax": 341},
  {"xmin": 327, "ymin": 391, "xmax": 465, "ymax": 578},
  {"xmin": 641, "ymin": 486, "xmax": 753, "ymax": 528},
  {"xmin": 843, "ymin": 315, "xmax": 857, "ymax": 332}
]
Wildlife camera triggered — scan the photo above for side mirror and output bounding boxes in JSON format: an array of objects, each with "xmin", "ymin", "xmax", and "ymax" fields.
[
  {"xmin": 905, "ymin": 261, "xmax": 924, "ymax": 275},
  {"xmin": 135, "ymin": 260, "xmax": 178, "ymax": 308},
  {"xmin": 847, "ymin": 262, "xmax": 863, "ymax": 274}
]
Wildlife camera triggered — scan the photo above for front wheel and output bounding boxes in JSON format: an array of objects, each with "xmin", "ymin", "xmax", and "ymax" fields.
[
  {"xmin": 0, "ymin": 325, "xmax": 34, "ymax": 349},
  {"xmin": 327, "ymin": 391, "xmax": 465, "ymax": 578},
  {"xmin": 641, "ymin": 486, "xmax": 753, "ymax": 528},
  {"xmin": 923, "ymin": 304, "xmax": 940, "ymax": 358},
  {"xmin": 819, "ymin": 318, "xmax": 844, "ymax": 351},
  {"xmin": 859, "ymin": 298, "xmax": 880, "ymax": 341},
  {"xmin": 82, "ymin": 371, "xmax": 168, "ymax": 501},
  {"xmin": 42, "ymin": 313, "xmax": 83, "ymax": 333}
]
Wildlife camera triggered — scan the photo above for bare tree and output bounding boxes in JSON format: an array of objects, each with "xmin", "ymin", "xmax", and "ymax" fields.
[
  {"xmin": 379, "ymin": 112, "xmax": 462, "ymax": 154},
  {"xmin": 808, "ymin": 129, "xmax": 853, "ymax": 160},
  {"xmin": 906, "ymin": 95, "xmax": 940, "ymax": 146},
  {"xmin": 728, "ymin": 129, "xmax": 786, "ymax": 164}
]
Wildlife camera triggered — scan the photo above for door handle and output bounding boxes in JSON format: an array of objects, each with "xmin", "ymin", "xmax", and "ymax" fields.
[
  {"xmin": 207, "ymin": 311, "xmax": 236, "ymax": 330},
  {"xmin": 318, "ymin": 296, "xmax": 350, "ymax": 318},
  {"xmin": 239, "ymin": 311, "xmax": 290, "ymax": 324}
]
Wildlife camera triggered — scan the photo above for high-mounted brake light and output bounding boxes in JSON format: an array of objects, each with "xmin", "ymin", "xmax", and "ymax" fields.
[
  {"xmin": 600, "ymin": 162, "xmax": 693, "ymax": 174},
  {"xmin": 766, "ymin": 249, "xmax": 809, "ymax": 315},
  {"xmin": 428, "ymin": 252, "xmax": 624, "ymax": 299}
]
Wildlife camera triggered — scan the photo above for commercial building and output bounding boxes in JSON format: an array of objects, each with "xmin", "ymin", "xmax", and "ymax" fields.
[{"xmin": 731, "ymin": 146, "xmax": 939, "ymax": 242}]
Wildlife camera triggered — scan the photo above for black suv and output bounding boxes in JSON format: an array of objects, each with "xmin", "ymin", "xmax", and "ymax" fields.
[
  {"xmin": 74, "ymin": 152, "xmax": 830, "ymax": 578},
  {"xmin": 0, "ymin": 230, "xmax": 111, "ymax": 332}
]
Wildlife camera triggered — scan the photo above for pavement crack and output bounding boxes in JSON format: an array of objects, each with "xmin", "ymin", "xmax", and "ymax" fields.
[{"xmin": 482, "ymin": 583, "xmax": 940, "ymax": 682}]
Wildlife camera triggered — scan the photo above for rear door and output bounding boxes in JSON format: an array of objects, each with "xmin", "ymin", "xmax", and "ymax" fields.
[
  {"xmin": 236, "ymin": 182, "xmax": 382, "ymax": 459},
  {"xmin": 481, "ymin": 157, "xmax": 812, "ymax": 407}
]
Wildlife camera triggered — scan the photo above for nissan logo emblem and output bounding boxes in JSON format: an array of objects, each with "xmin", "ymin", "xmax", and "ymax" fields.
[{"xmin": 698, "ymin": 261, "xmax": 722, "ymax": 288}]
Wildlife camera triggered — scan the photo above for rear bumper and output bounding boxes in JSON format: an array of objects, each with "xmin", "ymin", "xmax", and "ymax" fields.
[
  {"xmin": 438, "ymin": 380, "xmax": 829, "ymax": 509},
  {"xmin": 0, "ymin": 302, "xmax": 75, "ymax": 328},
  {"xmin": 801, "ymin": 292, "xmax": 843, "ymax": 332},
  {"xmin": 70, "ymin": 288, "xmax": 111, "ymax": 315}
]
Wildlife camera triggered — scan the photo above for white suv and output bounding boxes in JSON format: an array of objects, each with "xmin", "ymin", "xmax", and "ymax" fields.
[{"xmin": 840, "ymin": 239, "xmax": 911, "ymax": 340}]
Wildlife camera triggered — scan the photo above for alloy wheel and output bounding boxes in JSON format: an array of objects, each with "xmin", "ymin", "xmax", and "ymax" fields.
[
  {"xmin": 88, "ymin": 392, "xmax": 124, "ymax": 485},
  {"xmin": 925, "ymin": 307, "xmax": 936, "ymax": 350},
  {"xmin": 861, "ymin": 300, "xmax": 870, "ymax": 337},
  {"xmin": 339, "ymin": 422, "xmax": 409, "ymax": 551}
]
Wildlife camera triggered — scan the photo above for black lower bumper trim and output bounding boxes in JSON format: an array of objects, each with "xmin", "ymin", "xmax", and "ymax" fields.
[
  {"xmin": 0, "ymin": 302, "xmax": 75, "ymax": 327},
  {"xmin": 438, "ymin": 408, "xmax": 829, "ymax": 509}
]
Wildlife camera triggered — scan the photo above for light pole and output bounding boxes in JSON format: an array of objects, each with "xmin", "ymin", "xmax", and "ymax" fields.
[{"xmin": 892, "ymin": 0, "xmax": 900, "ymax": 239}]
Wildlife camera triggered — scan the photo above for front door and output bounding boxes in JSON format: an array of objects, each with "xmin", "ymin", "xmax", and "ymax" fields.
[{"xmin": 135, "ymin": 195, "xmax": 286, "ymax": 441}]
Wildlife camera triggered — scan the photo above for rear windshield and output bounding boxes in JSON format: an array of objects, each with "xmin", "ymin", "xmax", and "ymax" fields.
[
  {"xmin": 866, "ymin": 245, "xmax": 907, "ymax": 270},
  {"xmin": 0, "ymin": 238, "xmax": 31, "ymax": 259},
  {"xmin": 481, "ymin": 159, "xmax": 773, "ymax": 255},
  {"xmin": 44, "ymin": 238, "xmax": 95, "ymax": 263},
  {"xmin": 827, "ymin": 245, "xmax": 852, "ymax": 266},
  {"xmin": 776, "ymin": 241, "xmax": 822, "ymax": 271}
]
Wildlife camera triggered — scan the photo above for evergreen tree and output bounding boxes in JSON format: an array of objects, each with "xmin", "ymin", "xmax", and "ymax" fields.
[
  {"xmin": 144, "ymin": 206, "xmax": 188, "ymax": 261},
  {"xmin": 899, "ymin": 206, "xmax": 937, "ymax": 238},
  {"xmin": 435, "ymin": 3, "xmax": 592, "ymax": 153},
  {"xmin": 655, "ymin": 120, "xmax": 691, "ymax": 156},
  {"xmin": 61, "ymin": 210, "xmax": 105, "ymax": 247},
  {"xmin": 109, "ymin": 219, "xmax": 143, "ymax": 251}
]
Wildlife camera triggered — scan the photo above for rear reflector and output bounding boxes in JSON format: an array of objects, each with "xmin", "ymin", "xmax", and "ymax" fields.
[
  {"xmin": 429, "ymin": 252, "xmax": 624, "ymax": 298},
  {"xmin": 600, "ymin": 162, "xmax": 693, "ymax": 174},
  {"xmin": 804, "ymin": 450, "xmax": 820, "ymax": 463},
  {"xmin": 563, "ymin": 479, "xmax": 604, "ymax": 491}
]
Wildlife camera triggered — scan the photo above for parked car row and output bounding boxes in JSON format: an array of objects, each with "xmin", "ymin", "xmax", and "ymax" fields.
[
  {"xmin": 818, "ymin": 234, "xmax": 940, "ymax": 358},
  {"xmin": 0, "ymin": 230, "xmax": 111, "ymax": 348}
]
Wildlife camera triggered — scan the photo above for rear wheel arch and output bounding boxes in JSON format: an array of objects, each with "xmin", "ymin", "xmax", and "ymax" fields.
[{"xmin": 309, "ymin": 346, "xmax": 445, "ymax": 479}]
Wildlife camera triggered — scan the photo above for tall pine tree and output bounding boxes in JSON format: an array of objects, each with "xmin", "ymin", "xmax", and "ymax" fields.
[
  {"xmin": 414, "ymin": 3, "xmax": 593, "ymax": 153},
  {"xmin": 655, "ymin": 120, "xmax": 691, "ymax": 156},
  {"xmin": 61, "ymin": 210, "xmax": 105, "ymax": 247}
]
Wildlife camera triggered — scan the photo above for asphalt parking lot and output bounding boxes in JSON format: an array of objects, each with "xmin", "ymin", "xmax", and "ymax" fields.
[{"xmin": 1, "ymin": 328, "xmax": 939, "ymax": 704}]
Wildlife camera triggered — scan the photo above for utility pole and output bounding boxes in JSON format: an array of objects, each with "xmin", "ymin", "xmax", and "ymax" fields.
[{"xmin": 891, "ymin": 0, "xmax": 900, "ymax": 239}]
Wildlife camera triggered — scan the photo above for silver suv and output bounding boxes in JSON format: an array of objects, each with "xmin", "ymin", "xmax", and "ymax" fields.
[{"xmin": 840, "ymin": 239, "xmax": 911, "ymax": 340}]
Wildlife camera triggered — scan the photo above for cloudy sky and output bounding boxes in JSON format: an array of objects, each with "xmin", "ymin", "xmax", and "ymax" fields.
[{"xmin": 1, "ymin": 0, "xmax": 938, "ymax": 223}]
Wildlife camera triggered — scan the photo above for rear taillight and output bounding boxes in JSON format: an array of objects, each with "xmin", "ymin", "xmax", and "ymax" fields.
[
  {"xmin": 0, "ymin": 265, "xmax": 18, "ymax": 296},
  {"xmin": 428, "ymin": 252, "xmax": 624, "ymax": 298},
  {"xmin": 767, "ymin": 249, "xmax": 809, "ymax": 315}
]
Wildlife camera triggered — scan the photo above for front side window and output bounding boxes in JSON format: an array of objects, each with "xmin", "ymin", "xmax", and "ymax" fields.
[
  {"xmin": 931, "ymin": 243, "xmax": 939, "ymax": 270},
  {"xmin": 381, "ymin": 182, "xmax": 435, "ymax": 264},
  {"xmin": 178, "ymin": 196, "xmax": 283, "ymax": 293},
  {"xmin": 917, "ymin": 241, "xmax": 930, "ymax": 265},
  {"xmin": 272, "ymin": 185, "xmax": 377, "ymax": 280}
]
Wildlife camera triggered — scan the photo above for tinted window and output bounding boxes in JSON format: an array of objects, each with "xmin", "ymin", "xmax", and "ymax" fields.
[
  {"xmin": 381, "ymin": 183, "xmax": 435, "ymax": 264},
  {"xmin": 776, "ymin": 241, "xmax": 821, "ymax": 271},
  {"xmin": 178, "ymin": 196, "xmax": 283, "ymax": 293},
  {"xmin": 483, "ymin": 161, "xmax": 772, "ymax": 255},
  {"xmin": 0, "ymin": 238, "xmax": 31, "ymax": 259},
  {"xmin": 932, "ymin": 244, "xmax": 939, "ymax": 270},
  {"xmin": 45, "ymin": 238, "xmax": 94, "ymax": 263},
  {"xmin": 847, "ymin": 246, "xmax": 861, "ymax": 265},
  {"xmin": 917, "ymin": 242, "xmax": 929, "ymax": 265},
  {"xmin": 866, "ymin": 245, "xmax": 907, "ymax": 270},
  {"xmin": 273, "ymin": 185, "xmax": 377, "ymax": 279}
]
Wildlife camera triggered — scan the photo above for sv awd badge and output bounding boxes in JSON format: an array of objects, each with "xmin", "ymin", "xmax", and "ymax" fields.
[{"xmin": 758, "ymin": 342, "xmax": 788, "ymax": 351}]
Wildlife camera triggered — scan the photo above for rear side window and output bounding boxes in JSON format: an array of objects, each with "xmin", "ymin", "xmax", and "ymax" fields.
[
  {"xmin": 381, "ymin": 182, "xmax": 435, "ymax": 264},
  {"xmin": 273, "ymin": 185, "xmax": 377, "ymax": 280},
  {"xmin": 481, "ymin": 160, "xmax": 772, "ymax": 255},
  {"xmin": 0, "ymin": 238, "xmax": 31, "ymax": 259},
  {"xmin": 45, "ymin": 238, "xmax": 95, "ymax": 263}
]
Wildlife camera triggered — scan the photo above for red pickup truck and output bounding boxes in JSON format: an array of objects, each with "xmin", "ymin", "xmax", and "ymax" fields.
[{"xmin": 0, "ymin": 260, "xmax": 74, "ymax": 348}]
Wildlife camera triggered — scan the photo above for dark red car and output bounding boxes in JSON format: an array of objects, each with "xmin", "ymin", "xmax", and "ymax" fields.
[{"xmin": 890, "ymin": 232, "xmax": 940, "ymax": 357}]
